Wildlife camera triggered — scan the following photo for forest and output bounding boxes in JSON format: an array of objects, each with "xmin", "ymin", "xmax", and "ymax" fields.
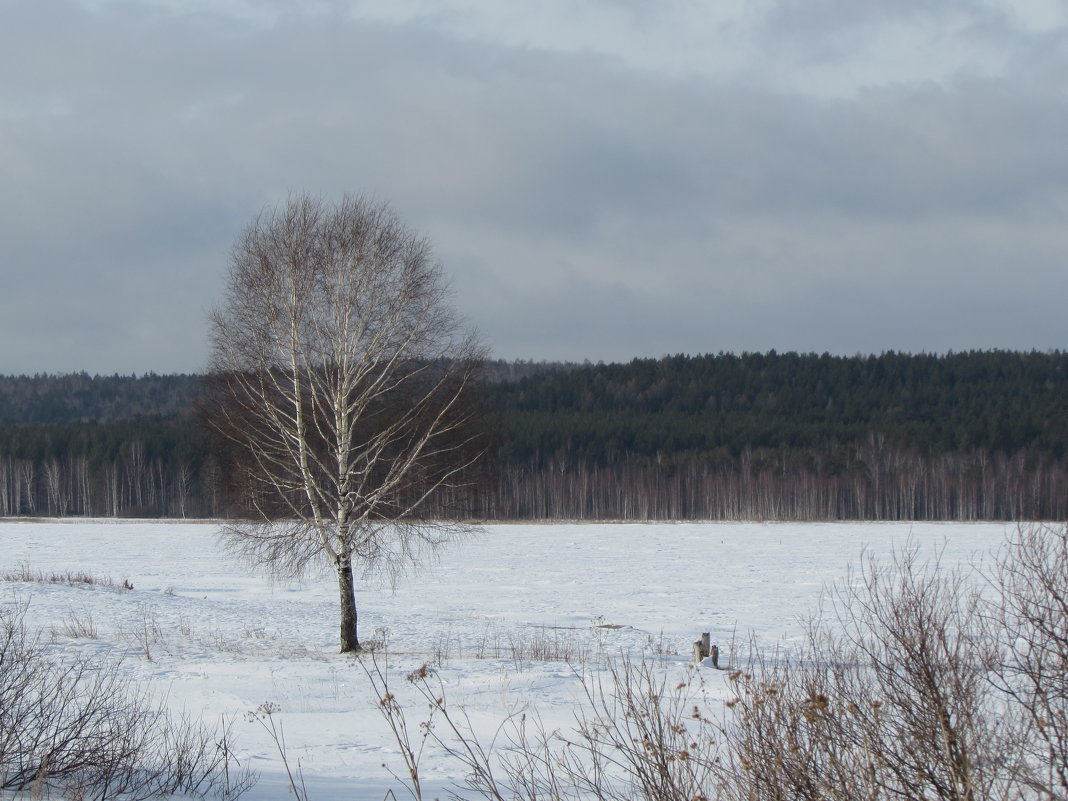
[{"xmin": 0, "ymin": 350, "xmax": 1065, "ymax": 520}]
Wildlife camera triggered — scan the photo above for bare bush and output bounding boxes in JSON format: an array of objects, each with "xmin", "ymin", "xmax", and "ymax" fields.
[
  {"xmin": 507, "ymin": 625, "xmax": 589, "ymax": 669},
  {"xmin": 992, "ymin": 523, "xmax": 1068, "ymax": 800},
  {"xmin": 123, "ymin": 601, "xmax": 166, "ymax": 661},
  {"xmin": 367, "ymin": 653, "xmax": 721, "ymax": 801},
  {"xmin": 431, "ymin": 627, "xmax": 460, "ymax": 666},
  {"xmin": 0, "ymin": 602, "xmax": 255, "ymax": 799},
  {"xmin": 716, "ymin": 547, "xmax": 1020, "ymax": 801},
  {"xmin": 434, "ymin": 622, "xmax": 605, "ymax": 668},
  {"xmin": 55, "ymin": 605, "xmax": 99, "ymax": 640},
  {"xmin": 367, "ymin": 534, "xmax": 1068, "ymax": 801}
]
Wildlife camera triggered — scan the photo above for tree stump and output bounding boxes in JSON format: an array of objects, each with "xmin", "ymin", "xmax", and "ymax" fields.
[
  {"xmin": 693, "ymin": 633, "xmax": 720, "ymax": 667},
  {"xmin": 694, "ymin": 632, "xmax": 710, "ymax": 662}
]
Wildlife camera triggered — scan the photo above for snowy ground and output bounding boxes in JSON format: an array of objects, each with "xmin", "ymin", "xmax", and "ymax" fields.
[{"xmin": 0, "ymin": 519, "xmax": 1018, "ymax": 800}]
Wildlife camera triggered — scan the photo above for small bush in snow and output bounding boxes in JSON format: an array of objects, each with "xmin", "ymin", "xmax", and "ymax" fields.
[{"xmin": 0, "ymin": 601, "xmax": 255, "ymax": 799}]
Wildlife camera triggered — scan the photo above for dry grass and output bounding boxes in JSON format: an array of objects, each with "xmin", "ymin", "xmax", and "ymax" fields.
[
  {"xmin": 52, "ymin": 606, "xmax": 99, "ymax": 640},
  {"xmin": 1, "ymin": 563, "xmax": 132, "ymax": 590}
]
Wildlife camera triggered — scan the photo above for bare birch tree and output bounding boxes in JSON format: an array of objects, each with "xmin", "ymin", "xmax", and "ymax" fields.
[{"xmin": 205, "ymin": 194, "xmax": 486, "ymax": 652}]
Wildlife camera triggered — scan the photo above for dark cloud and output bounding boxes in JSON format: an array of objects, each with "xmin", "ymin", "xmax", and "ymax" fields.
[{"xmin": 1, "ymin": 0, "xmax": 1065, "ymax": 373}]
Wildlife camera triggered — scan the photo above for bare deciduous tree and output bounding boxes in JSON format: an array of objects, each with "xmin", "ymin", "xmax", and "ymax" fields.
[{"xmin": 206, "ymin": 194, "xmax": 486, "ymax": 652}]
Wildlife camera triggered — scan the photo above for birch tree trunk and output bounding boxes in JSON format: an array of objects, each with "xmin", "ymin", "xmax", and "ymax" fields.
[{"xmin": 336, "ymin": 556, "xmax": 360, "ymax": 652}]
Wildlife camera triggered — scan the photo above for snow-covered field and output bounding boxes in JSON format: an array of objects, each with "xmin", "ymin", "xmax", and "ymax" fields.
[{"xmin": 0, "ymin": 519, "xmax": 1018, "ymax": 799}]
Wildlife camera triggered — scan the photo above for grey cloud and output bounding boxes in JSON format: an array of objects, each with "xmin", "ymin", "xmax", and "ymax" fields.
[{"xmin": 1, "ymin": 0, "xmax": 1066, "ymax": 372}]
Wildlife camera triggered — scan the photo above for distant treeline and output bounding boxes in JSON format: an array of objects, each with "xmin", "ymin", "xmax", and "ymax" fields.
[
  {"xmin": 0, "ymin": 372, "xmax": 200, "ymax": 426},
  {"xmin": 1, "ymin": 351, "xmax": 1066, "ymax": 520}
]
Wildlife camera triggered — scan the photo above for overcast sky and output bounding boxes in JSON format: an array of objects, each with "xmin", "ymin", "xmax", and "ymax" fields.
[{"xmin": 2, "ymin": 0, "xmax": 1066, "ymax": 374}]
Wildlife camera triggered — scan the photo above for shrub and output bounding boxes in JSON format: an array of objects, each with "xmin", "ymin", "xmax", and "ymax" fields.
[
  {"xmin": 372, "ymin": 524, "xmax": 1068, "ymax": 801},
  {"xmin": 0, "ymin": 601, "xmax": 254, "ymax": 799}
]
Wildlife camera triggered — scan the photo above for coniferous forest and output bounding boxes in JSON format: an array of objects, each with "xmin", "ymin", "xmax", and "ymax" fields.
[{"xmin": 0, "ymin": 350, "xmax": 1065, "ymax": 521}]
